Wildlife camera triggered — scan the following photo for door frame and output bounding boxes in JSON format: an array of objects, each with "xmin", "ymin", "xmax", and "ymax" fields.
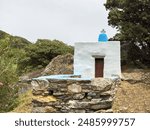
[{"xmin": 92, "ymin": 55, "xmax": 105, "ymax": 78}]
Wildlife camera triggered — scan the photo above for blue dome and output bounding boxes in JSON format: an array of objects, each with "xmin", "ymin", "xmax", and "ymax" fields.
[{"xmin": 98, "ymin": 30, "xmax": 108, "ymax": 42}]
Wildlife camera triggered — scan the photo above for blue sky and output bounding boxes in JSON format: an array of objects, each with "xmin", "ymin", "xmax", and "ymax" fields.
[{"xmin": 0, "ymin": 0, "xmax": 117, "ymax": 45}]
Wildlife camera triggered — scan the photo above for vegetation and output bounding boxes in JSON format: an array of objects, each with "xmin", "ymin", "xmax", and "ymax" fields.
[
  {"xmin": 1, "ymin": 0, "xmax": 150, "ymax": 112},
  {"xmin": 105, "ymin": 0, "xmax": 150, "ymax": 68},
  {"xmin": 0, "ymin": 86, "xmax": 19, "ymax": 112},
  {"xmin": 11, "ymin": 90, "xmax": 33, "ymax": 113},
  {"xmin": 17, "ymin": 39, "xmax": 73, "ymax": 74},
  {"xmin": 0, "ymin": 30, "xmax": 73, "ymax": 112},
  {"xmin": 0, "ymin": 33, "xmax": 20, "ymax": 112}
]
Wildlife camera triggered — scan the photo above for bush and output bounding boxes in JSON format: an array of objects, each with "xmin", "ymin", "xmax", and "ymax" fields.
[
  {"xmin": 17, "ymin": 39, "xmax": 74, "ymax": 74},
  {"xmin": 0, "ymin": 40, "xmax": 20, "ymax": 112},
  {"xmin": 0, "ymin": 86, "xmax": 19, "ymax": 112},
  {"xmin": 0, "ymin": 30, "xmax": 74, "ymax": 112}
]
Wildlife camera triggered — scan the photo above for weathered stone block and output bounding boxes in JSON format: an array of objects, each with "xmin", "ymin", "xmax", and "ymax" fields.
[
  {"xmin": 68, "ymin": 84, "xmax": 82, "ymax": 93},
  {"xmin": 87, "ymin": 92, "xmax": 97, "ymax": 97},
  {"xmin": 31, "ymin": 80, "xmax": 49, "ymax": 89},
  {"xmin": 53, "ymin": 92, "xmax": 66, "ymax": 96},
  {"xmin": 91, "ymin": 78, "xmax": 113, "ymax": 91},
  {"xmin": 90, "ymin": 103, "xmax": 111, "ymax": 110},
  {"xmin": 73, "ymin": 109, "xmax": 86, "ymax": 113},
  {"xmin": 32, "ymin": 106, "xmax": 56, "ymax": 113},
  {"xmin": 32, "ymin": 89, "xmax": 44, "ymax": 95},
  {"xmin": 67, "ymin": 100, "xmax": 90, "ymax": 109},
  {"xmin": 95, "ymin": 109, "xmax": 113, "ymax": 113},
  {"xmin": 73, "ymin": 93, "xmax": 85, "ymax": 100},
  {"xmin": 100, "ymin": 91, "xmax": 113, "ymax": 96},
  {"xmin": 91, "ymin": 99, "xmax": 103, "ymax": 104}
]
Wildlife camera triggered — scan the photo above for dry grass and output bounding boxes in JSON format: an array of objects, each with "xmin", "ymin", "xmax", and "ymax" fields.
[
  {"xmin": 113, "ymin": 81, "xmax": 150, "ymax": 113},
  {"xmin": 11, "ymin": 90, "xmax": 33, "ymax": 113},
  {"xmin": 32, "ymin": 95, "xmax": 56, "ymax": 103},
  {"xmin": 12, "ymin": 90, "xmax": 56, "ymax": 113}
]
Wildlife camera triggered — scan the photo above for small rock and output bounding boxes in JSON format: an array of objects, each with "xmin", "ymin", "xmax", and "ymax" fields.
[
  {"xmin": 31, "ymin": 80, "xmax": 49, "ymax": 89},
  {"xmin": 32, "ymin": 106, "xmax": 56, "ymax": 113},
  {"xmin": 32, "ymin": 89, "xmax": 44, "ymax": 95},
  {"xmin": 91, "ymin": 99, "xmax": 103, "ymax": 104},
  {"xmin": 67, "ymin": 100, "xmax": 90, "ymax": 109},
  {"xmin": 45, "ymin": 106, "xmax": 57, "ymax": 113},
  {"xmin": 74, "ymin": 110, "xmax": 86, "ymax": 113},
  {"xmin": 100, "ymin": 91, "xmax": 113, "ymax": 96},
  {"xmin": 95, "ymin": 109, "xmax": 113, "ymax": 113},
  {"xmin": 87, "ymin": 92, "xmax": 97, "ymax": 97},
  {"xmin": 73, "ymin": 93, "xmax": 85, "ymax": 100},
  {"xmin": 53, "ymin": 92, "xmax": 66, "ymax": 96},
  {"xmin": 90, "ymin": 101, "xmax": 112, "ymax": 110},
  {"xmin": 91, "ymin": 78, "xmax": 113, "ymax": 91},
  {"xmin": 68, "ymin": 84, "xmax": 82, "ymax": 93}
]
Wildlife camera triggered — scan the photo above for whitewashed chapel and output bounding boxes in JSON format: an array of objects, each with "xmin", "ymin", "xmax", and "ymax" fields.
[{"xmin": 74, "ymin": 30, "xmax": 121, "ymax": 79}]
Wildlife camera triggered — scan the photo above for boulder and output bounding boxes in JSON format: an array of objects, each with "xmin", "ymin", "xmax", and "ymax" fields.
[{"xmin": 42, "ymin": 53, "xmax": 73, "ymax": 75}]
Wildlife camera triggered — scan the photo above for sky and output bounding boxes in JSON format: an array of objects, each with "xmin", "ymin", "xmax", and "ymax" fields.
[{"xmin": 0, "ymin": 0, "xmax": 117, "ymax": 45}]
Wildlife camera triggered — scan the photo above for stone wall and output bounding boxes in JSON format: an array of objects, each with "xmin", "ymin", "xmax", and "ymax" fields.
[{"xmin": 31, "ymin": 78, "xmax": 120, "ymax": 113}]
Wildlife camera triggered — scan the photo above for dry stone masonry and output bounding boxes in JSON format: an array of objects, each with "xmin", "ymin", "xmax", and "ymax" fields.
[{"xmin": 31, "ymin": 78, "xmax": 120, "ymax": 113}]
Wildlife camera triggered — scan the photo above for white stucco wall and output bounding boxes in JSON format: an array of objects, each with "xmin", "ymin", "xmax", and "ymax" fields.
[{"xmin": 74, "ymin": 41, "xmax": 121, "ymax": 79}]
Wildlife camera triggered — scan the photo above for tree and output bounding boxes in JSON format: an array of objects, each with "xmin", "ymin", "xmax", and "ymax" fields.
[{"xmin": 105, "ymin": 0, "xmax": 150, "ymax": 67}]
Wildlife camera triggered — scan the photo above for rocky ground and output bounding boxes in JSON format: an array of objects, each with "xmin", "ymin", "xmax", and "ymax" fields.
[
  {"xmin": 13, "ymin": 70, "xmax": 150, "ymax": 113},
  {"xmin": 12, "ymin": 54, "xmax": 150, "ymax": 113},
  {"xmin": 113, "ymin": 70, "xmax": 150, "ymax": 113}
]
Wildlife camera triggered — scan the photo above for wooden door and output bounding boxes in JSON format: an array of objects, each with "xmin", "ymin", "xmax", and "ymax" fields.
[{"xmin": 95, "ymin": 58, "xmax": 104, "ymax": 77}]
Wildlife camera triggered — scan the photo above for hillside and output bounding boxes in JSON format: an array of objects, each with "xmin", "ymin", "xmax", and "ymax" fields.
[
  {"xmin": 0, "ymin": 30, "xmax": 31, "ymax": 48},
  {"xmin": 12, "ymin": 69, "xmax": 150, "ymax": 113},
  {"xmin": 12, "ymin": 54, "xmax": 150, "ymax": 113},
  {"xmin": 0, "ymin": 30, "xmax": 150, "ymax": 113},
  {"xmin": 113, "ymin": 70, "xmax": 150, "ymax": 112},
  {"xmin": 0, "ymin": 30, "xmax": 73, "ymax": 112}
]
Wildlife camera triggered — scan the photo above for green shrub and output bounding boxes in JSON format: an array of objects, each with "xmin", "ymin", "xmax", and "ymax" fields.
[
  {"xmin": 0, "ymin": 86, "xmax": 19, "ymax": 112},
  {"xmin": 0, "ymin": 40, "xmax": 19, "ymax": 112},
  {"xmin": 17, "ymin": 39, "xmax": 74, "ymax": 74}
]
